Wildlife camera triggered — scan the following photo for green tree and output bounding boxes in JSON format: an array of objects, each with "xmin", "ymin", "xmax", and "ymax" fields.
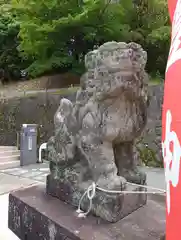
[
  {"xmin": 129, "ymin": 0, "xmax": 171, "ymax": 76},
  {"xmin": 12, "ymin": 0, "xmax": 134, "ymax": 77},
  {"xmin": 0, "ymin": 3, "xmax": 24, "ymax": 83},
  {"xmin": 12, "ymin": 0, "xmax": 170, "ymax": 79},
  {"xmin": 146, "ymin": 26, "xmax": 170, "ymax": 76}
]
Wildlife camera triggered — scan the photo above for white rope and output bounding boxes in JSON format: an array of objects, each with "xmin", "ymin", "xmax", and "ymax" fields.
[
  {"xmin": 121, "ymin": 181, "xmax": 165, "ymax": 193},
  {"xmin": 76, "ymin": 182, "xmax": 96, "ymax": 218},
  {"xmin": 76, "ymin": 181, "xmax": 166, "ymax": 218}
]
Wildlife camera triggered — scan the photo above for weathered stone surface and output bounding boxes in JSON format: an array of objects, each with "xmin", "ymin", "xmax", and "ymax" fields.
[
  {"xmin": 8, "ymin": 185, "xmax": 165, "ymax": 240},
  {"xmin": 47, "ymin": 41, "xmax": 149, "ymax": 222},
  {"xmin": 47, "ymin": 174, "xmax": 147, "ymax": 223}
]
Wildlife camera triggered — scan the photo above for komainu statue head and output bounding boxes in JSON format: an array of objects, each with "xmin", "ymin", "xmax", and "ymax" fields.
[{"xmin": 84, "ymin": 41, "xmax": 148, "ymax": 104}]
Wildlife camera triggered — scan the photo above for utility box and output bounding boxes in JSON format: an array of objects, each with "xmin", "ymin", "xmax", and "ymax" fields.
[{"xmin": 20, "ymin": 124, "xmax": 38, "ymax": 166}]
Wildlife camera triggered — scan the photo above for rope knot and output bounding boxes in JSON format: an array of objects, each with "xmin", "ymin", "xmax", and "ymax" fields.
[
  {"xmin": 87, "ymin": 182, "xmax": 96, "ymax": 199},
  {"xmin": 76, "ymin": 182, "xmax": 96, "ymax": 218}
]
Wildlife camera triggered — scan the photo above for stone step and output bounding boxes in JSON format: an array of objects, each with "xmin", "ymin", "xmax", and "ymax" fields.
[
  {"xmin": 0, "ymin": 150, "xmax": 20, "ymax": 157},
  {"xmin": 0, "ymin": 160, "xmax": 20, "ymax": 170},
  {"xmin": 0, "ymin": 154, "xmax": 20, "ymax": 162},
  {"xmin": 0, "ymin": 147, "xmax": 20, "ymax": 168},
  {"xmin": 0, "ymin": 146, "xmax": 18, "ymax": 151},
  {"xmin": 0, "ymin": 146, "xmax": 20, "ymax": 170}
]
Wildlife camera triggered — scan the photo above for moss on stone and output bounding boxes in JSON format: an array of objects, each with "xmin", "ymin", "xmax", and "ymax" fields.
[{"xmin": 136, "ymin": 144, "xmax": 163, "ymax": 168}]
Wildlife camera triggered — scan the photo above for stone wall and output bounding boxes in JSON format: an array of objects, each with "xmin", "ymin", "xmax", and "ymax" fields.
[
  {"xmin": 0, "ymin": 92, "xmax": 76, "ymax": 147},
  {"xmin": 0, "ymin": 85, "xmax": 163, "ymax": 166},
  {"xmin": 137, "ymin": 84, "xmax": 163, "ymax": 167}
]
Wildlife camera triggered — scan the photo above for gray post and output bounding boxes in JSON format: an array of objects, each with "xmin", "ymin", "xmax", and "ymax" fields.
[{"xmin": 20, "ymin": 124, "xmax": 38, "ymax": 166}]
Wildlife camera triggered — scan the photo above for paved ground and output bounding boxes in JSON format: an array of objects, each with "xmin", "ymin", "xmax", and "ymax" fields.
[
  {"xmin": 140, "ymin": 166, "xmax": 166, "ymax": 190},
  {"xmin": 0, "ymin": 161, "xmax": 166, "ymax": 240},
  {"xmin": 0, "ymin": 162, "xmax": 50, "ymax": 239},
  {"xmin": 0, "ymin": 162, "xmax": 49, "ymax": 190}
]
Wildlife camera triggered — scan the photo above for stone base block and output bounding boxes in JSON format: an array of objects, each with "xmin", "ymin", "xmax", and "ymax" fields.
[
  {"xmin": 8, "ymin": 185, "xmax": 165, "ymax": 240},
  {"xmin": 46, "ymin": 174, "xmax": 147, "ymax": 223}
]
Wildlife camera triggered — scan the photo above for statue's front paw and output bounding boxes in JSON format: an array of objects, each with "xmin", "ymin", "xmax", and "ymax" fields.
[
  {"xmin": 121, "ymin": 168, "xmax": 146, "ymax": 185},
  {"xmin": 112, "ymin": 175, "xmax": 127, "ymax": 190},
  {"xmin": 97, "ymin": 174, "xmax": 127, "ymax": 190}
]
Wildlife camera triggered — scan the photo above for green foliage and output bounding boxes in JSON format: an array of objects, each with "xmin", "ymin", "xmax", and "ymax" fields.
[
  {"xmin": 128, "ymin": 0, "xmax": 170, "ymax": 76},
  {"xmin": 146, "ymin": 26, "xmax": 171, "ymax": 76},
  {"xmin": 12, "ymin": 0, "xmax": 136, "ymax": 77},
  {"xmin": 0, "ymin": 0, "xmax": 171, "ymax": 80},
  {"xmin": 137, "ymin": 145, "xmax": 163, "ymax": 168},
  {"xmin": 0, "ymin": 3, "xmax": 24, "ymax": 82}
]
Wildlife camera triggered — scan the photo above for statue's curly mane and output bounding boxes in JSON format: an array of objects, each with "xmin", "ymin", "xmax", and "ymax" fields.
[{"xmin": 80, "ymin": 42, "xmax": 148, "ymax": 104}]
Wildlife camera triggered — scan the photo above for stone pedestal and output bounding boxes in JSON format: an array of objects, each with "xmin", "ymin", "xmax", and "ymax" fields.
[{"xmin": 8, "ymin": 185, "xmax": 165, "ymax": 240}]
